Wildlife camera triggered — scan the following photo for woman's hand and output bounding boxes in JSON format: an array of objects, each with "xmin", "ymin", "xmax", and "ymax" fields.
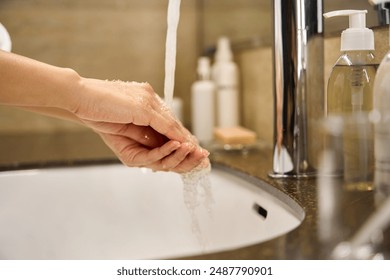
[{"xmin": 72, "ymin": 79, "xmax": 209, "ymax": 173}]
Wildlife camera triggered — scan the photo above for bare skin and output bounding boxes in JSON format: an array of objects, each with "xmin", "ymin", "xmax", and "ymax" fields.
[{"xmin": 0, "ymin": 50, "xmax": 209, "ymax": 173}]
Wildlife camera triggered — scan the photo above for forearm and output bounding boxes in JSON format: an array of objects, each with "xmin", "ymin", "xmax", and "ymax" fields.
[
  {"xmin": 17, "ymin": 106, "xmax": 82, "ymax": 124},
  {"xmin": 0, "ymin": 50, "xmax": 80, "ymax": 112}
]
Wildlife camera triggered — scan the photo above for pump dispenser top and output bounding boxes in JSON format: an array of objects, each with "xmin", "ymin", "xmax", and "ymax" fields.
[
  {"xmin": 214, "ymin": 37, "xmax": 233, "ymax": 63},
  {"xmin": 324, "ymin": 10, "xmax": 374, "ymax": 51},
  {"xmin": 197, "ymin": 57, "xmax": 212, "ymax": 80}
]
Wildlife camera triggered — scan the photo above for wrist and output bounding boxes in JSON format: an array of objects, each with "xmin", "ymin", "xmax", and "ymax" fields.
[{"xmin": 55, "ymin": 67, "xmax": 83, "ymax": 114}]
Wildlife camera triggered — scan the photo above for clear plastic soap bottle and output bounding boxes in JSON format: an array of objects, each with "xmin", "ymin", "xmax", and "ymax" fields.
[
  {"xmin": 324, "ymin": 10, "xmax": 378, "ymax": 191},
  {"xmin": 191, "ymin": 56, "xmax": 215, "ymax": 144},
  {"xmin": 369, "ymin": 0, "xmax": 390, "ymax": 201},
  {"xmin": 324, "ymin": 10, "xmax": 377, "ymax": 115}
]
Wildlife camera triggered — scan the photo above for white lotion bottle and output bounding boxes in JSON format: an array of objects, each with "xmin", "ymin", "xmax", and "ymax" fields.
[
  {"xmin": 191, "ymin": 57, "xmax": 215, "ymax": 144},
  {"xmin": 212, "ymin": 37, "xmax": 239, "ymax": 128},
  {"xmin": 369, "ymin": 0, "xmax": 390, "ymax": 201}
]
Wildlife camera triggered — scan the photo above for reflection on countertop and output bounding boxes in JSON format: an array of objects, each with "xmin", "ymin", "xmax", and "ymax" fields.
[{"xmin": 0, "ymin": 132, "xmax": 389, "ymax": 259}]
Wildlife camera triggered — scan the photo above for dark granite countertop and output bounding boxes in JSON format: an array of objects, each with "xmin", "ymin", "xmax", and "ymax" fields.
[
  {"xmin": 0, "ymin": 132, "xmax": 389, "ymax": 259},
  {"xmin": 195, "ymin": 148, "xmax": 389, "ymax": 260}
]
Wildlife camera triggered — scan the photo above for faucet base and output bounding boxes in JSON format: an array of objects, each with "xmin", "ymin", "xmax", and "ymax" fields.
[{"xmin": 270, "ymin": 145, "xmax": 317, "ymax": 178}]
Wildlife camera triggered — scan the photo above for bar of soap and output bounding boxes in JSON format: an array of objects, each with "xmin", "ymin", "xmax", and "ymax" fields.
[{"xmin": 214, "ymin": 126, "xmax": 257, "ymax": 145}]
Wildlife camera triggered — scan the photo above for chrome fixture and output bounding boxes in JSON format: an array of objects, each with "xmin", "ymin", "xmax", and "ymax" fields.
[
  {"xmin": 270, "ymin": 0, "xmax": 324, "ymax": 178},
  {"xmin": 371, "ymin": 2, "xmax": 390, "ymax": 25}
]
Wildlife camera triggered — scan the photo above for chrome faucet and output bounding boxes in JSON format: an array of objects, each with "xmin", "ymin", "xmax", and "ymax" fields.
[{"xmin": 270, "ymin": 0, "xmax": 324, "ymax": 178}]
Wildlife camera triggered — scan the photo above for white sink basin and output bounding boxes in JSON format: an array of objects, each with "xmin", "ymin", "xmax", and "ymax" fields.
[{"xmin": 0, "ymin": 164, "xmax": 303, "ymax": 259}]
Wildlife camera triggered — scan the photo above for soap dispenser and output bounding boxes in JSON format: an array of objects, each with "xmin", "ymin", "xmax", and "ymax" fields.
[
  {"xmin": 324, "ymin": 10, "xmax": 377, "ymax": 191},
  {"xmin": 324, "ymin": 10, "xmax": 377, "ymax": 115}
]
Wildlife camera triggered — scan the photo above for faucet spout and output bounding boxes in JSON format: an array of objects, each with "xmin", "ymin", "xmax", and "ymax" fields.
[{"xmin": 270, "ymin": 0, "xmax": 324, "ymax": 178}]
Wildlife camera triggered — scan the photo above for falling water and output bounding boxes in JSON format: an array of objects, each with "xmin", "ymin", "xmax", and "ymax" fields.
[
  {"xmin": 164, "ymin": 0, "xmax": 213, "ymax": 249},
  {"xmin": 164, "ymin": 0, "xmax": 181, "ymax": 109}
]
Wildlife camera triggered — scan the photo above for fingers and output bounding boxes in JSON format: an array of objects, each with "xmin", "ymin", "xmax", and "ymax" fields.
[
  {"xmin": 168, "ymin": 146, "xmax": 210, "ymax": 173},
  {"xmin": 149, "ymin": 143, "xmax": 209, "ymax": 173},
  {"xmin": 147, "ymin": 106, "xmax": 190, "ymax": 143},
  {"xmin": 137, "ymin": 140, "xmax": 182, "ymax": 166},
  {"xmin": 100, "ymin": 132, "xmax": 209, "ymax": 173},
  {"xmin": 134, "ymin": 86, "xmax": 194, "ymax": 143},
  {"xmin": 81, "ymin": 120, "xmax": 169, "ymax": 149},
  {"xmin": 99, "ymin": 133, "xmax": 180, "ymax": 167},
  {"xmin": 160, "ymin": 143, "xmax": 193, "ymax": 170},
  {"xmin": 125, "ymin": 125, "xmax": 168, "ymax": 148}
]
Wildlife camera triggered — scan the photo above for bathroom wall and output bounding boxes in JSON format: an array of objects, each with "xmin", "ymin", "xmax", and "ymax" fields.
[{"xmin": 201, "ymin": 0, "xmax": 271, "ymax": 50}]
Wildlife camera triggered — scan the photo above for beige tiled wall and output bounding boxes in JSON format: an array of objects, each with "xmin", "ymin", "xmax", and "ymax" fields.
[
  {"xmin": 238, "ymin": 47, "xmax": 273, "ymax": 144},
  {"xmin": 201, "ymin": 0, "xmax": 272, "ymax": 49}
]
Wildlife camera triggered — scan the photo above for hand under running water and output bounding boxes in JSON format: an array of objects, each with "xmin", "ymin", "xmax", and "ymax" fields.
[
  {"xmin": 0, "ymin": 51, "xmax": 209, "ymax": 173},
  {"xmin": 76, "ymin": 78, "xmax": 210, "ymax": 173}
]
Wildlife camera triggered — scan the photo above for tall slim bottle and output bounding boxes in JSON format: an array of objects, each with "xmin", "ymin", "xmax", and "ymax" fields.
[{"xmin": 324, "ymin": 10, "xmax": 377, "ymax": 191}]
